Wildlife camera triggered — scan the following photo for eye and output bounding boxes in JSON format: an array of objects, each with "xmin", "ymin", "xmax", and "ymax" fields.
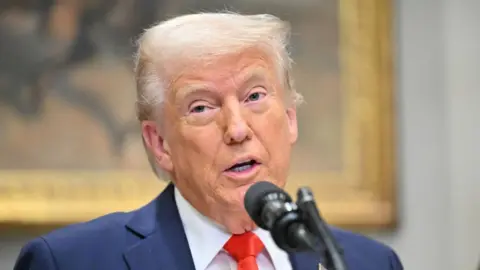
[
  {"xmin": 188, "ymin": 99, "xmax": 215, "ymax": 114},
  {"xmin": 191, "ymin": 105, "xmax": 205, "ymax": 113},
  {"xmin": 189, "ymin": 104, "xmax": 209, "ymax": 114},
  {"xmin": 245, "ymin": 91, "xmax": 266, "ymax": 103}
]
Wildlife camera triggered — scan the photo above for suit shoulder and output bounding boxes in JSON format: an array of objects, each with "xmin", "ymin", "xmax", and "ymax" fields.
[
  {"xmin": 331, "ymin": 227, "xmax": 392, "ymax": 251},
  {"xmin": 15, "ymin": 212, "xmax": 134, "ymax": 270},
  {"xmin": 44, "ymin": 211, "xmax": 131, "ymax": 242},
  {"xmin": 15, "ymin": 236, "xmax": 58, "ymax": 270},
  {"xmin": 330, "ymin": 227, "xmax": 403, "ymax": 269},
  {"xmin": 38, "ymin": 211, "xmax": 133, "ymax": 254}
]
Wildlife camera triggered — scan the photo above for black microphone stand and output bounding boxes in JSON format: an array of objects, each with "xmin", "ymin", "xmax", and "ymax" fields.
[{"xmin": 296, "ymin": 187, "xmax": 348, "ymax": 270}]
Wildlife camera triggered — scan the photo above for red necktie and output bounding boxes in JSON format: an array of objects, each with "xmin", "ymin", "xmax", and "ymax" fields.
[{"xmin": 224, "ymin": 231, "xmax": 265, "ymax": 270}]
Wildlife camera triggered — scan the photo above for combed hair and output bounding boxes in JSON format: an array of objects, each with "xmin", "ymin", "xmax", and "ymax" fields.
[{"xmin": 133, "ymin": 11, "xmax": 302, "ymax": 180}]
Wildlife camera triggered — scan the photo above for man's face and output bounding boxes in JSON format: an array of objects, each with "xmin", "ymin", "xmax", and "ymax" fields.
[{"xmin": 143, "ymin": 48, "xmax": 298, "ymax": 231}]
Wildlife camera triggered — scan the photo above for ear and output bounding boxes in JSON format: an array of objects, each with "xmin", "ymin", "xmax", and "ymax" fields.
[
  {"xmin": 141, "ymin": 120, "xmax": 173, "ymax": 173},
  {"xmin": 285, "ymin": 107, "xmax": 298, "ymax": 144}
]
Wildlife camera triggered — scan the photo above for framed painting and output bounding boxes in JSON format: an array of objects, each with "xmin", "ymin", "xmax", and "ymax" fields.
[{"xmin": 0, "ymin": 0, "xmax": 396, "ymax": 229}]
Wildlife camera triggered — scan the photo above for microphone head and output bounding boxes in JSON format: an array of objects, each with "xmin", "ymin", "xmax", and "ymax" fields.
[{"xmin": 244, "ymin": 181, "xmax": 291, "ymax": 229}]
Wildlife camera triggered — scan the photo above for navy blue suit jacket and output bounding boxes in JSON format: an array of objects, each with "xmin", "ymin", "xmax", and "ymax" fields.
[{"xmin": 14, "ymin": 184, "xmax": 403, "ymax": 270}]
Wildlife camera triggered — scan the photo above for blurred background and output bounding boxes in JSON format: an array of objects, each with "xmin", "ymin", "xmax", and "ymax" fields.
[{"xmin": 0, "ymin": 0, "xmax": 479, "ymax": 269}]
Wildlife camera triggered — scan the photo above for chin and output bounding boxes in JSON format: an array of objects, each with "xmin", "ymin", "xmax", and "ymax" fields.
[{"xmin": 214, "ymin": 192, "xmax": 261, "ymax": 233}]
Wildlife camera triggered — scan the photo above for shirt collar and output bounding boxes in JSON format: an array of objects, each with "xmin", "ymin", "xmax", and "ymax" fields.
[
  {"xmin": 174, "ymin": 187, "xmax": 231, "ymax": 270},
  {"xmin": 254, "ymin": 228, "xmax": 291, "ymax": 270},
  {"xmin": 174, "ymin": 187, "xmax": 291, "ymax": 270}
]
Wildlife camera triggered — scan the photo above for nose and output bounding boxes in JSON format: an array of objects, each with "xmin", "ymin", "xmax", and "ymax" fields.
[{"xmin": 222, "ymin": 100, "xmax": 252, "ymax": 145}]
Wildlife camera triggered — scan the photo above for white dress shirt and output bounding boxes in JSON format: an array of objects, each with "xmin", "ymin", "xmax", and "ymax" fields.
[{"xmin": 174, "ymin": 187, "xmax": 293, "ymax": 270}]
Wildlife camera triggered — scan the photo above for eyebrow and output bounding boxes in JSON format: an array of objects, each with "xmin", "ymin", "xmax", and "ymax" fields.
[
  {"xmin": 176, "ymin": 68, "xmax": 268, "ymax": 101},
  {"xmin": 176, "ymin": 83, "xmax": 213, "ymax": 103},
  {"xmin": 240, "ymin": 69, "xmax": 268, "ymax": 88}
]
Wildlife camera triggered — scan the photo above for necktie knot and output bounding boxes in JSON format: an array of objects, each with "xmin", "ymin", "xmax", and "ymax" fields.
[{"xmin": 224, "ymin": 231, "xmax": 265, "ymax": 263}]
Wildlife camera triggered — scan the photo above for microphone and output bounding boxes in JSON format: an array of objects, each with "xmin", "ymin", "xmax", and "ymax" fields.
[
  {"xmin": 244, "ymin": 181, "xmax": 319, "ymax": 252},
  {"xmin": 244, "ymin": 181, "xmax": 348, "ymax": 270},
  {"xmin": 297, "ymin": 187, "xmax": 347, "ymax": 270}
]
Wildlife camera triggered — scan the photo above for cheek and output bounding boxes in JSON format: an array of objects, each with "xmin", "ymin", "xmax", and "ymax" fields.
[
  {"xmin": 254, "ymin": 104, "xmax": 291, "ymax": 142},
  {"xmin": 173, "ymin": 124, "xmax": 223, "ymax": 174},
  {"xmin": 251, "ymin": 106, "xmax": 293, "ymax": 174},
  {"xmin": 214, "ymin": 181, "xmax": 250, "ymax": 207}
]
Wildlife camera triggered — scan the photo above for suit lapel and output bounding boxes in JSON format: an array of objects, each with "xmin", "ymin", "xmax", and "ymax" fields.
[{"xmin": 123, "ymin": 184, "xmax": 195, "ymax": 270}]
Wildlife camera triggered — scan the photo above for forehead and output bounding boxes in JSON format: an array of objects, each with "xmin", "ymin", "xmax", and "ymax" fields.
[{"xmin": 169, "ymin": 49, "xmax": 279, "ymax": 96}]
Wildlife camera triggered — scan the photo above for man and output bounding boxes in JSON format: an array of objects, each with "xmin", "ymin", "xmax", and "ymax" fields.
[{"xmin": 14, "ymin": 12, "xmax": 403, "ymax": 270}]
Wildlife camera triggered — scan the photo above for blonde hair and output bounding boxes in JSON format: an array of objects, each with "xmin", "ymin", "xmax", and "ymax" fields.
[
  {"xmin": 134, "ymin": 11, "xmax": 302, "ymax": 122},
  {"xmin": 133, "ymin": 12, "xmax": 302, "ymax": 180}
]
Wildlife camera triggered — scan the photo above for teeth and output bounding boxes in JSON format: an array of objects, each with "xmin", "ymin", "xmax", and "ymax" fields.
[{"xmin": 230, "ymin": 164, "xmax": 252, "ymax": 172}]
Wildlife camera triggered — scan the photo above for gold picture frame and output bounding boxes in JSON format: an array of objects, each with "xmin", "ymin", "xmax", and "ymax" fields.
[{"xmin": 0, "ymin": 0, "xmax": 396, "ymax": 228}]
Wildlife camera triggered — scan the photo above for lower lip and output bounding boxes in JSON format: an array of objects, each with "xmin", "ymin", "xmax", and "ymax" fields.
[{"xmin": 223, "ymin": 163, "xmax": 261, "ymax": 180}]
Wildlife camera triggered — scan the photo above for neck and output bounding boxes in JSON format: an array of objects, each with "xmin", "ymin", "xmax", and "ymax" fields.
[
  {"xmin": 176, "ymin": 187, "xmax": 256, "ymax": 234},
  {"xmin": 213, "ymin": 211, "xmax": 257, "ymax": 234}
]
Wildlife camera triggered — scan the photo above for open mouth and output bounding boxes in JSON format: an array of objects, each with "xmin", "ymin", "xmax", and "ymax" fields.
[{"xmin": 226, "ymin": 159, "xmax": 260, "ymax": 173}]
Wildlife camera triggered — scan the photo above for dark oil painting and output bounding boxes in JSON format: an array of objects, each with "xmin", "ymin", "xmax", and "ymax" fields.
[{"xmin": 0, "ymin": 0, "xmax": 342, "ymax": 175}]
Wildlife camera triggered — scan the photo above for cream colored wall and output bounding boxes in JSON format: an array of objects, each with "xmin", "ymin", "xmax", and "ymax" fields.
[{"xmin": 370, "ymin": 0, "xmax": 480, "ymax": 269}]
